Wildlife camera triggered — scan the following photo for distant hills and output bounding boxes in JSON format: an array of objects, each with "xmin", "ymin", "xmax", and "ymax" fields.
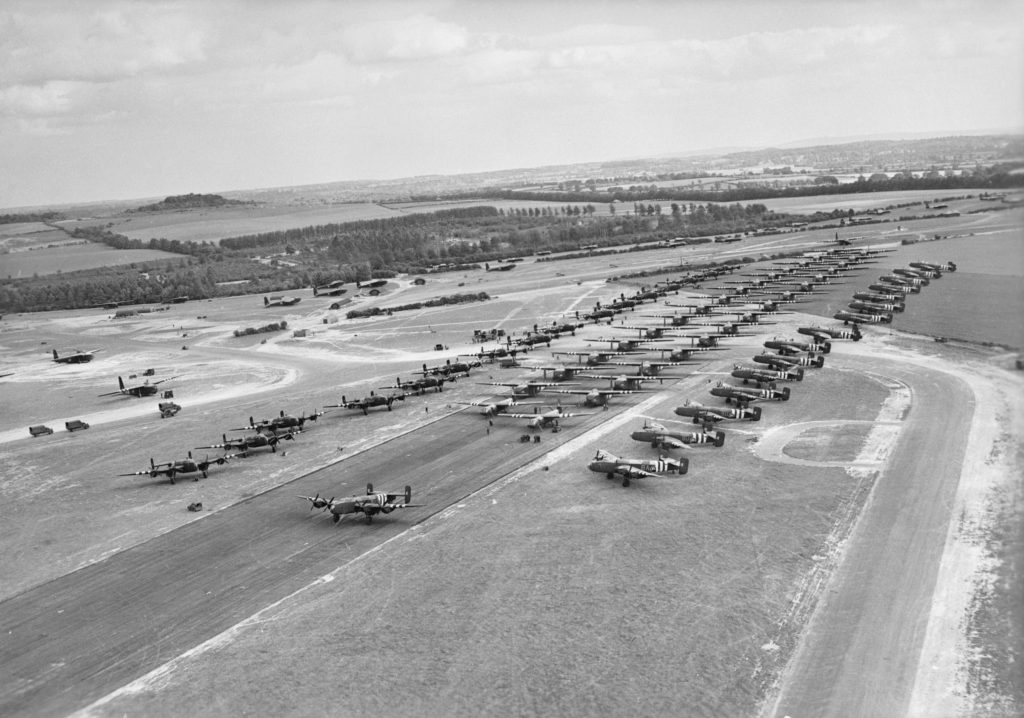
[{"xmin": 218, "ymin": 134, "xmax": 1023, "ymax": 206}]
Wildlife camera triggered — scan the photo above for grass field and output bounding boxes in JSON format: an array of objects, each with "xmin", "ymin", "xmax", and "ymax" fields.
[{"xmin": 1, "ymin": 243, "xmax": 183, "ymax": 278}]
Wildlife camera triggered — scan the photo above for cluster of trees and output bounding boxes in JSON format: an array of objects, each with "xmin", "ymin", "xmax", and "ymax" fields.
[
  {"xmin": 133, "ymin": 194, "xmax": 248, "ymax": 212},
  {"xmin": 442, "ymin": 169, "xmax": 1024, "ymax": 206},
  {"xmin": 0, "ymin": 211, "xmax": 64, "ymax": 225},
  {"xmin": 233, "ymin": 321, "xmax": 288, "ymax": 337}
]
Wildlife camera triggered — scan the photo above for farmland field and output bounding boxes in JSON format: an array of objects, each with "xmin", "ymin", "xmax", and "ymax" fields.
[
  {"xmin": 56, "ymin": 202, "xmax": 405, "ymax": 244},
  {"xmin": 1, "ymin": 243, "xmax": 183, "ymax": 278}
]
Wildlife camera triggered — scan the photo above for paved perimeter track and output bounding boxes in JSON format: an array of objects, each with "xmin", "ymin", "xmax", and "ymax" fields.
[
  {"xmin": 765, "ymin": 355, "xmax": 974, "ymax": 717},
  {"xmin": 0, "ymin": 410, "xmax": 610, "ymax": 717}
]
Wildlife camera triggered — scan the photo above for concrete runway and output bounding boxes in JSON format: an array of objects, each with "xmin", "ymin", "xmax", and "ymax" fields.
[
  {"xmin": 0, "ymin": 400, "xmax": 616, "ymax": 716},
  {"xmin": 765, "ymin": 354, "xmax": 974, "ymax": 717}
]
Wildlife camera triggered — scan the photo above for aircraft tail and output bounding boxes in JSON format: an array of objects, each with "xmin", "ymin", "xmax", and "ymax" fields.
[
  {"xmin": 780, "ymin": 387, "xmax": 791, "ymax": 401},
  {"xmin": 813, "ymin": 355, "xmax": 825, "ymax": 368},
  {"xmin": 820, "ymin": 340, "xmax": 832, "ymax": 354},
  {"xmin": 263, "ymin": 296, "xmax": 269, "ymax": 306},
  {"xmin": 677, "ymin": 457, "xmax": 690, "ymax": 475},
  {"xmin": 52, "ymin": 349, "xmax": 59, "ymax": 360},
  {"xmin": 313, "ymin": 286, "xmax": 318, "ymax": 296},
  {"xmin": 749, "ymin": 406, "xmax": 762, "ymax": 421},
  {"xmin": 405, "ymin": 485, "xmax": 412, "ymax": 505},
  {"xmin": 713, "ymin": 430, "xmax": 726, "ymax": 448},
  {"xmin": 366, "ymin": 482, "xmax": 374, "ymax": 494},
  {"xmin": 118, "ymin": 376, "xmax": 125, "ymax": 391},
  {"xmin": 794, "ymin": 368, "xmax": 804, "ymax": 381}
]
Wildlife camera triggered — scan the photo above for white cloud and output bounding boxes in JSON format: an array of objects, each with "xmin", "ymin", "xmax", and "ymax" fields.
[
  {"xmin": 0, "ymin": 80, "xmax": 79, "ymax": 116},
  {"xmin": 340, "ymin": 14, "xmax": 468, "ymax": 64}
]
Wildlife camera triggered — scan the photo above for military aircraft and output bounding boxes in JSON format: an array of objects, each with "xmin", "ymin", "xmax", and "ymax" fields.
[
  {"xmin": 583, "ymin": 308, "xmax": 617, "ymax": 323},
  {"xmin": 530, "ymin": 363, "xmax": 592, "ymax": 381},
  {"xmin": 797, "ymin": 325, "xmax": 862, "ymax": 341},
  {"xmin": 356, "ymin": 279, "xmax": 388, "ymax": 290},
  {"xmin": 511, "ymin": 333, "xmax": 552, "ymax": 349},
  {"xmin": 457, "ymin": 397, "xmax": 542, "ymax": 417},
  {"xmin": 834, "ymin": 310, "xmax": 891, "ymax": 324},
  {"xmin": 554, "ymin": 348, "xmax": 645, "ymax": 364},
  {"xmin": 312, "ymin": 280, "xmax": 346, "ymax": 297},
  {"xmin": 588, "ymin": 449, "xmax": 689, "ymax": 487},
  {"xmin": 52, "ymin": 349, "xmax": 101, "ymax": 364},
  {"xmin": 479, "ymin": 380, "xmax": 576, "ymax": 397},
  {"xmin": 849, "ymin": 300, "xmax": 901, "ymax": 315},
  {"xmin": 753, "ymin": 352, "xmax": 824, "ymax": 369},
  {"xmin": 389, "ymin": 375, "xmax": 451, "ymax": 394},
  {"xmin": 299, "ymin": 483, "xmax": 420, "ymax": 524},
  {"xmin": 577, "ymin": 373, "xmax": 655, "ymax": 391},
  {"xmin": 100, "ymin": 375, "xmax": 176, "ymax": 398},
  {"xmin": 264, "ymin": 295, "xmax": 302, "ymax": 307},
  {"xmin": 491, "ymin": 405, "xmax": 595, "ymax": 429},
  {"xmin": 893, "ymin": 268, "xmax": 934, "ymax": 282},
  {"xmin": 869, "ymin": 281, "xmax": 919, "ymax": 295},
  {"xmin": 327, "ymin": 392, "xmax": 406, "ymax": 414},
  {"xmin": 732, "ymin": 364, "xmax": 802, "ymax": 385},
  {"xmin": 710, "ymin": 381, "xmax": 790, "ymax": 405},
  {"xmin": 630, "ymin": 421, "xmax": 726, "ymax": 449},
  {"xmin": 242, "ymin": 409, "xmax": 324, "ymax": 431},
  {"xmin": 599, "ymin": 359, "xmax": 690, "ymax": 377},
  {"xmin": 853, "ymin": 291, "xmax": 904, "ymax": 307},
  {"xmin": 880, "ymin": 273, "xmax": 926, "ymax": 288},
  {"xmin": 119, "ymin": 450, "xmax": 237, "ymax": 484},
  {"xmin": 422, "ymin": 358, "xmax": 481, "ymax": 377},
  {"xmin": 197, "ymin": 429, "xmax": 298, "ymax": 455},
  {"xmin": 674, "ymin": 400, "xmax": 762, "ymax": 423},
  {"xmin": 763, "ymin": 338, "xmax": 830, "ymax": 355},
  {"xmin": 539, "ymin": 387, "xmax": 641, "ymax": 407},
  {"xmin": 655, "ymin": 346, "xmax": 720, "ymax": 363},
  {"xmin": 911, "ymin": 261, "xmax": 956, "ymax": 273}
]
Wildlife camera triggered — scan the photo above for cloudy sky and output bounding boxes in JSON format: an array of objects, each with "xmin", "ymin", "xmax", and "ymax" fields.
[{"xmin": 1, "ymin": 0, "xmax": 1022, "ymax": 209}]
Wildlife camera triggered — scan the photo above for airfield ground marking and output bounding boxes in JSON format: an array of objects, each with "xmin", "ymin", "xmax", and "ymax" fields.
[{"xmin": 73, "ymin": 392, "xmax": 665, "ymax": 716}]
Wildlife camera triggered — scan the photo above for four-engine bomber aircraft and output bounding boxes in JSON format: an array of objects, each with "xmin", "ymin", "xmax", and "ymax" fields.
[
  {"xmin": 52, "ymin": 349, "xmax": 101, "ymax": 364},
  {"xmin": 492, "ymin": 405, "xmax": 595, "ymax": 430},
  {"xmin": 241, "ymin": 409, "xmax": 324, "ymax": 431},
  {"xmin": 457, "ymin": 397, "xmax": 541, "ymax": 417},
  {"xmin": 539, "ymin": 386, "xmax": 641, "ymax": 407},
  {"xmin": 630, "ymin": 421, "xmax": 726, "ymax": 449},
  {"xmin": 120, "ymin": 450, "xmax": 237, "ymax": 483},
  {"xmin": 328, "ymin": 392, "xmax": 406, "ymax": 414},
  {"xmin": 299, "ymin": 483, "xmax": 421, "ymax": 523},
  {"xmin": 100, "ymin": 375, "xmax": 176, "ymax": 398},
  {"xmin": 588, "ymin": 449, "xmax": 689, "ymax": 487},
  {"xmin": 197, "ymin": 429, "xmax": 298, "ymax": 455}
]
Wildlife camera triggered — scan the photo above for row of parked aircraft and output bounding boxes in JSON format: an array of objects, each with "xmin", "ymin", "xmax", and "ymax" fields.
[{"xmin": 835, "ymin": 256, "xmax": 957, "ymax": 325}]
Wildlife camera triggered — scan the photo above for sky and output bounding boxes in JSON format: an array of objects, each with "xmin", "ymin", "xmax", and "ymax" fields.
[{"xmin": 1, "ymin": 0, "xmax": 1022, "ymax": 209}]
